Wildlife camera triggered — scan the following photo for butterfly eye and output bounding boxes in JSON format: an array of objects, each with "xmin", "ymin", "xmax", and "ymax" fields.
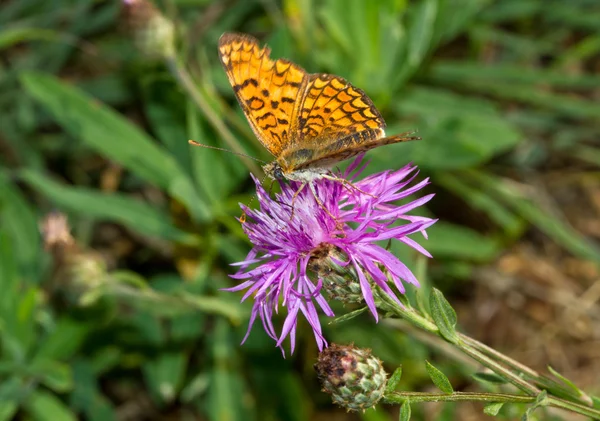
[{"xmin": 274, "ymin": 166, "xmax": 285, "ymax": 180}]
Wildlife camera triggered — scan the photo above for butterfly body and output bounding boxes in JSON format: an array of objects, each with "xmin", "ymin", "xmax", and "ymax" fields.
[{"xmin": 218, "ymin": 33, "xmax": 418, "ymax": 183}]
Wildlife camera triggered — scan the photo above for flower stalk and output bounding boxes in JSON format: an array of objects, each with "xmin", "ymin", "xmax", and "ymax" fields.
[
  {"xmin": 322, "ymin": 257, "xmax": 600, "ymax": 418},
  {"xmin": 380, "ymin": 294, "xmax": 600, "ymax": 418}
]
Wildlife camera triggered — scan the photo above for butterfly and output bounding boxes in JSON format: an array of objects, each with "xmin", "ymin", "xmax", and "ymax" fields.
[{"xmin": 217, "ymin": 32, "xmax": 419, "ymax": 186}]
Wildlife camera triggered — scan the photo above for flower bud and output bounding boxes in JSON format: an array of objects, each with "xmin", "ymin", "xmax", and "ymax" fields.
[
  {"xmin": 314, "ymin": 343, "xmax": 387, "ymax": 412},
  {"xmin": 41, "ymin": 213, "xmax": 107, "ymax": 304},
  {"xmin": 308, "ymin": 244, "xmax": 365, "ymax": 304},
  {"xmin": 123, "ymin": 0, "xmax": 175, "ymax": 59}
]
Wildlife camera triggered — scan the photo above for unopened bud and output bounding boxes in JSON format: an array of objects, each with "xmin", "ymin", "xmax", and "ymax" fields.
[
  {"xmin": 314, "ymin": 343, "xmax": 387, "ymax": 412},
  {"xmin": 41, "ymin": 213, "xmax": 107, "ymax": 303},
  {"xmin": 308, "ymin": 244, "xmax": 364, "ymax": 304},
  {"xmin": 123, "ymin": 0, "xmax": 175, "ymax": 59}
]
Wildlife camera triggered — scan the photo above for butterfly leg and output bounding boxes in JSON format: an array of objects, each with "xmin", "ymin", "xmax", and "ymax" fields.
[
  {"xmin": 307, "ymin": 182, "xmax": 343, "ymax": 225},
  {"xmin": 289, "ymin": 182, "xmax": 307, "ymax": 221},
  {"xmin": 322, "ymin": 174, "xmax": 378, "ymax": 199}
]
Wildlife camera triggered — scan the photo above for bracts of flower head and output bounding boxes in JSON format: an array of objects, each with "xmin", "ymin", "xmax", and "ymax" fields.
[
  {"xmin": 314, "ymin": 343, "xmax": 388, "ymax": 412},
  {"xmin": 226, "ymin": 155, "xmax": 437, "ymax": 354}
]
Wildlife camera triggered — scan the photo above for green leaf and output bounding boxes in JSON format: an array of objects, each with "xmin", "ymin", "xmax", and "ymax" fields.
[
  {"xmin": 386, "ymin": 366, "xmax": 403, "ymax": 393},
  {"xmin": 392, "ymin": 0, "xmax": 438, "ymax": 88},
  {"xmin": 0, "ymin": 174, "xmax": 42, "ymax": 282},
  {"xmin": 0, "ymin": 400, "xmax": 18, "ymax": 421},
  {"xmin": 207, "ymin": 319, "xmax": 246, "ymax": 421},
  {"xmin": 29, "ymin": 359, "xmax": 73, "ymax": 392},
  {"xmin": 25, "ymin": 390, "xmax": 77, "ymax": 421},
  {"xmin": 181, "ymin": 372, "xmax": 210, "ymax": 403},
  {"xmin": 33, "ymin": 318, "xmax": 88, "ymax": 361},
  {"xmin": 21, "ymin": 169, "xmax": 197, "ymax": 244},
  {"xmin": 469, "ymin": 170, "xmax": 600, "ymax": 264},
  {"xmin": 188, "ymin": 105, "xmax": 247, "ymax": 206},
  {"xmin": 592, "ymin": 396, "xmax": 600, "ymax": 409},
  {"xmin": 69, "ymin": 359, "xmax": 118, "ymax": 421},
  {"xmin": 547, "ymin": 366, "xmax": 585, "ymax": 398},
  {"xmin": 424, "ymin": 222, "xmax": 502, "ymax": 262},
  {"xmin": 390, "ymin": 87, "xmax": 521, "ymax": 170},
  {"xmin": 483, "ymin": 402, "xmax": 504, "ymax": 416},
  {"xmin": 522, "ymin": 390, "xmax": 548, "ymax": 421},
  {"xmin": 429, "ymin": 288, "xmax": 459, "ymax": 344},
  {"xmin": 572, "ymin": 145, "xmax": 600, "ymax": 167},
  {"xmin": 472, "ymin": 372, "xmax": 508, "ymax": 385},
  {"xmin": 0, "ymin": 262, "xmax": 38, "ymax": 359},
  {"xmin": 330, "ymin": 306, "xmax": 369, "ymax": 324},
  {"xmin": 425, "ymin": 361, "xmax": 454, "ymax": 394},
  {"xmin": 399, "ymin": 400, "xmax": 412, "ymax": 421},
  {"xmin": 429, "ymin": 61, "xmax": 600, "ymax": 90},
  {"xmin": 0, "ymin": 28, "xmax": 66, "ymax": 50},
  {"xmin": 143, "ymin": 352, "xmax": 187, "ymax": 405},
  {"xmin": 437, "ymin": 173, "xmax": 525, "ymax": 238},
  {"xmin": 19, "ymin": 72, "xmax": 210, "ymax": 221},
  {"xmin": 0, "ymin": 378, "xmax": 20, "ymax": 420}
]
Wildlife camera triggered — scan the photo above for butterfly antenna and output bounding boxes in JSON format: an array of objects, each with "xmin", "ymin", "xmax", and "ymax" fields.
[{"xmin": 188, "ymin": 140, "xmax": 266, "ymax": 164}]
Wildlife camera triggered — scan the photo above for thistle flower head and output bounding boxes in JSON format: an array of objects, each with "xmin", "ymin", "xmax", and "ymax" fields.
[
  {"xmin": 314, "ymin": 343, "xmax": 388, "ymax": 412},
  {"xmin": 227, "ymin": 156, "xmax": 436, "ymax": 354}
]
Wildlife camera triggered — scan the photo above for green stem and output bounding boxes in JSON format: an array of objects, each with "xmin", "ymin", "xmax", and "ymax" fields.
[
  {"xmin": 165, "ymin": 57, "xmax": 263, "ymax": 176},
  {"xmin": 384, "ymin": 392, "xmax": 600, "ymax": 418},
  {"xmin": 375, "ymin": 289, "xmax": 438, "ymax": 333},
  {"xmin": 377, "ymin": 296, "xmax": 600, "ymax": 418},
  {"xmin": 455, "ymin": 338, "xmax": 540, "ymax": 395},
  {"xmin": 379, "ymin": 291, "xmax": 539, "ymax": 394},
  {"xmin": 461, "ymin": 334, "xmax": 594, "ymax": 405},
  {"xmin": 459, "ymin": 333, "xmax": 539, "ymax": 379},
  {"xmin": 547, "ymin": 396, "xmax": 600, "ymax": 419},
  {"xmin": 384, "ymin": 391, "xmax": 535, "ymax": 404}
]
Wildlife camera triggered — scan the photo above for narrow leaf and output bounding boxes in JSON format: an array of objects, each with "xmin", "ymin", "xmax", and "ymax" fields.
[
  {"xmin": 472, "ymin": 372, "xmax": 508, "ymax": 385},
  {"xmin": 20, "ymin": 72, "xmax": 209, "ymax": 221},
  {"xmin": 484, "ymin": 402, "xmax": 504, "ymax": 416},
  {"xmin": 547, "ymin": 366, "xmax": 584, "ymax": 397},
  {"xmin": 399, "ymin": 400, "xmax": 411, "ymax": 421},
  {"xmin": 21, "ymin": 169, "xmax": 196, "ymax": 244},
  {"xmin": 29, "ymin": 359, "xmax": 73, "ymax": 392},
  {"xmin": 429, "ymin": 288, "xmax": 459, "ymax": 344},
  {"xmin": 330, "ymin": 306, "xmax": 369, "ymax": 324},
  {"xmin": 143, "ymin": 352, "xmax": 187, "ymax": 405},
  {"xmin": 386, "ymin": 366, "xmax": 403, "ymax": 393},
  {"xmin": 25, "ymin": 390, "xmax": 77, "ymax": 421},
  {"xmin": 523, "ymin": 390, "xmax": 549, "ymax": 420},
  {"xmin": 425, "ymin": 361, "xmax": 454, "ymax": 394}
]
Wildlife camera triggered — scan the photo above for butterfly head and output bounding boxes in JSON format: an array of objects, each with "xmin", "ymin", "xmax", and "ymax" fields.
[{"xmin": 263, "ymin": 161, "xmax": 286, "ymax": 181}]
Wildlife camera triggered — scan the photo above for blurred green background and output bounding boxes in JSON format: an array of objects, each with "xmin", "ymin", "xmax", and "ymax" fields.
[{"xmin": 1, "ymin": 0, "xmax": 599, "ymax": 419}]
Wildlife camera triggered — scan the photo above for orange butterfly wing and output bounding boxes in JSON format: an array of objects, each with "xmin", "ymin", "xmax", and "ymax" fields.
[
  {"xmin": 218, "ymin": 33, "xmax": 307, "ymax": 157},
  {"xmin": 281, "ymin": 74, "xmax": 416, "ymax": 170},
  {"xmin": 219, "ymin": 33, "xmax": 418, "ymax": 171}
]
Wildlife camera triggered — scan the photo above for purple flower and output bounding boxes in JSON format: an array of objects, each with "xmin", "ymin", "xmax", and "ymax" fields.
[{"xmin": 226, "ymin": 156, "xmax": 436, "ymax": 354}]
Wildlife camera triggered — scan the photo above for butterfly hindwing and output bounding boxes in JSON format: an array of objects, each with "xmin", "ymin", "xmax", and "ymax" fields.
[{"xmin": 296, "ymin": 74, "xmax": 386, "ymax": 145}]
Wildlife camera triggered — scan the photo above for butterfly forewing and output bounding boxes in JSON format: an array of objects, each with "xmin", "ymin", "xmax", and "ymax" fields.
[{"xmin": 218, "ymin": 33, "xmax": 307, "ymax": 158}]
